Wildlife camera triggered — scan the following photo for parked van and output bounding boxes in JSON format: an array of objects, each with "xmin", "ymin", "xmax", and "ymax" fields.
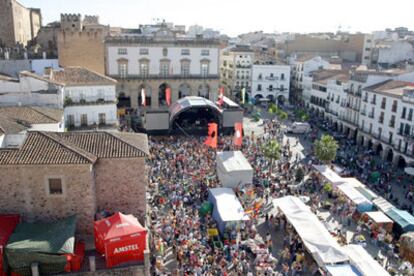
[{"xmin": 287, "ymin": 122, "xmax": 311, "ymax": 134}]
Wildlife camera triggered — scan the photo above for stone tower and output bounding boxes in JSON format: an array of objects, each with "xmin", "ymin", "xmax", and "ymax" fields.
[{"xmin": 57, "ymin": 14, "xmax": 109, "ymax": 74}]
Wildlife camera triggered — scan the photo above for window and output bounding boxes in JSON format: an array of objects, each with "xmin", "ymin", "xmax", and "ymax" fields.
[
  {"xmin": 281, "ymin": 73, "xmax": 285, "ymax": 80},
  {"xmin": 399, "ymin": 123, "xmax": 404, "ymax": 135},
  {"xmin": 258, "ymin": 74, "xmax": 262, "ymax": 80},
  {"xmin": 139, "ymin": 48, "xmax": 149, "ymax": 55},
  {"xmin": 392, "ymin": 100, "xmax": 397, "ymax": 112},
  {"xmin": 118, "ymin": 48, "xmax": 127, "ymax": 55},
  {"xmin": 408, "ymin": 108, "xmax": 413, "ymax": 121},
  {"xmin": 390, "ymin": 115, "xmax": 395, "ymax": 128},
  {"xmin": 257, "ymin": 84, "xmax": 262, "ymax": 91},
  {"xmin": 80, "ymin": 114, "xmax": 88, "ymax": 126},
  {"xmin": 379, "ymin": 112, "xmax": 384, "ymax": 124},
  {"xmin": 48, "ymin": 178, "xmax": 63, "ymax": 195},
  {"xmin": 181, "ymin": 60, "xmax": 190, "ymax": 76},
  {"xmin": 139, "ymin": 61, "xmax": 149, "ymax": 77},
  {"xmin": 67, "ymin": 115, "xmax": 74, "ymax": 128},
  {"xmin": 270, "ymin": 73, "xmax": 274, "ymax": 78},
  {"xmin": 381, "ymin": 97, "xmax": 386, "ymax": 109},
  {"xmin": 160, "ymin": 61, "xmax": 170, "ymax": 77},
  {"xmin": 402, "ymin": 107, "xmax": 407, "ymax": 119},
  {"xmin": 372, "ymin": 94, "xmax": 376, "ymax": 104},
  {"xmin": 280, "ymin": 85, "xmax": 284, "ymax": 91},
  {"xmin": 201, "ymin": 49, "xmax": 210, "ymax": 56},
  {"xmin": 405, "ymin": 124, "xmax": 411, "ymax": 135},
  {"xmin": 118, "ymin": 62, "xmax": 128, "ymax": 78},
  {"xmin": 162, "ymin": 48, "xmax": 168, "ymax": 57},
  {"xmin": 269, "ymin": 85, "xmax": 273, "ymax": 92},
  {"xmin": 98, "ymin": 113, "xmax": 106, "ymax": 125},
  {"xmin": 201, "ymin": 62, "xmax": 209, "ymax": 77},
  {"xmin": 181, "ymin": 49, "xmax": 190, "ymax": 55}
]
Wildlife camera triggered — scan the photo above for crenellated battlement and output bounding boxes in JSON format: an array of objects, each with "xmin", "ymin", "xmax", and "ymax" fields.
[
  {"xmin": 83, "ymin": 15, "xmax": 100, "ymax": 25},
  {"xmin": 60, "ymin": 13, "xmax": 83, "ymax": 31}
]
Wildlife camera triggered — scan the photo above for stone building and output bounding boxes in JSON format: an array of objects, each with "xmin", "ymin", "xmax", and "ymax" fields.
[
  {"xmin": 0, "ymin": 131, "xmax": 149, "ymax": 234},
  {"xmin": 58, "ymin": 14, "xmax": 109, "ymax": 74},
  {"xmin": 105, "ymin": 23, "xmax": 220, "ymax": 129},
  {"xmin": 0, "ymin": 0, "xmax": 42, "ymax": 47}
]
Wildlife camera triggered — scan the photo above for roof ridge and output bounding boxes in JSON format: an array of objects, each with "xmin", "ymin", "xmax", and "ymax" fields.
[
  {"xmin": 106, "ymin": 131, "xmax": 149, "ymax": 156},
  {"xmin": 38, "ymin": 131, "xmax": 97, "ymax": 163}
]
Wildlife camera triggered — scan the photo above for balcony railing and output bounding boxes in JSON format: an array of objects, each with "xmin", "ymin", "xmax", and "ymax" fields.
[
  {"xmin": 64, "ymin": 98, "xmax": 116, "ymax": 107},
  {"xmin": 109, "ymin": 74, "xmax": 220, "ymax": 80}
]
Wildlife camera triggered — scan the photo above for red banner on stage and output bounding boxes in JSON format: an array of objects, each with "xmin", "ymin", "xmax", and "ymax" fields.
[
  {"xmin": 218, "ymin": 87, "xmax": 224, "ymax": 106},
  {"xmin": 166, "ymin": 88, "xmax": 171, "ymax": 106},
  {"xmin": 141, "ymin": 88, "xmax": 146, "ymax": 106},
  {"xmin": 204, "ymin": 123, "xmax": 218, "ymax": 148},
  {"xmin": 234, "ymin": 122, "xmax": 243, "ymax": 146}
]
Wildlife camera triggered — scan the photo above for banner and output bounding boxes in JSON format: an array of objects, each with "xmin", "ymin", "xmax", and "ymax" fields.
[
  {"xmin": 141, "ymin": 88, "xmax": 146, "ymax": 106},
  {"xmin": 166, "ymin": 87, "xmax": 171, "ymax": 106},
  {"xmin": 204, "ymin": 123, "xmax": 218, "ymax": 148},
  {"xmin": 241, "ymin": 87, "xmax": 246, "ymax": 104},
  {"xmin": 234, "ymin": 122, "xmax": 243, "ymax": 146}
]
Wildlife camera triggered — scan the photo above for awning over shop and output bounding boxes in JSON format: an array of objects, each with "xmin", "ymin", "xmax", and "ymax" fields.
[
  {"xmin": 372, "ymin": 197, "xmax": 394, "ymax": 213},
  {"xmin": 385, "ymin": 208, "xmax": 414, "ymax": 232},
  {"xmin": 337, "ymin": 183, "xmax": 373, "ymax": 212},
  {"xmin": 343, "ymin": 244, "xmax": 390, "ymax": 276},
  {"xmin": 313, "ymin": 165, "xmax": 344, "ymax": 185},
  {"xmin": 364, "ymin": 211, "xmax": 393, "ymax": 225},
  {"xmin": 273, "ymin": 196, "xmax": 349, "ymax": 266}
]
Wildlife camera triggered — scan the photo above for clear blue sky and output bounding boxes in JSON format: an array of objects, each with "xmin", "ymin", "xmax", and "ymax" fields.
[{"xmin": 20, "ymin": 0, "xmax": 414, "ymax": 36}]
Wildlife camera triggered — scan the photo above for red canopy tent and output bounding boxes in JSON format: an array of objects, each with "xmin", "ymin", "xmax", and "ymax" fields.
[
  {"xmin": 0, "ymin": 215, "xmax": 20, "ymax": 276},
  {"xmin": 94, "ymin": 212, "xmax": 147, "ymax": 268}
]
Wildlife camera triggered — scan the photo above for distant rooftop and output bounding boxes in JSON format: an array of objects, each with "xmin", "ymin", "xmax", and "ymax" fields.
[
  {"xmin": 364, "ymin": 80, "xmax": 414, "ymax": 97},
  {"xmin": 311, "ymin": 70, "xmax": 350, "ymax": 85}
]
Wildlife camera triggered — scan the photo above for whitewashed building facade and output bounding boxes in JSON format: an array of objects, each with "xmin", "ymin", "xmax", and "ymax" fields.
[{"xmin": 251, "ymin": 64, "xmax": 290, "ymax": 104}]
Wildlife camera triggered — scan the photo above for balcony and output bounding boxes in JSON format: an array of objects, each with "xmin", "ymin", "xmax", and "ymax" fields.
[
  {"xmin": 379, "ymin": 118, "xmax": 384, "ymax": 124},
  {"xmin": 381, "ymin": 103, "xmax": 386, "ymax": 109},
  {"xmin": 361, "ymin": 111, "xmax": 366, "ymax": 116},
  {"xmin": 392, "ymin": 105, "xmax": 397, "ymax": 112},
  {"xmin": 110, "ymin": 74, "xmax": 220, "ymax": 80},
  {"xmin": 64, "ymin": 97, "xmax": 116, "ymax": 107},
  {"xmin": 368, "ymin": 112, "xmax": 374, "ymax": 119},
  {"xmin": 265, "ymin": 76, "xmax": 279, "ymax": 81},
  {"xmin": 389, "ymin": 121, "xmax": 395, "ymax": 128},
  {"xmin": 235, "ymin": 64, "xmax": 251, "ymax": 69}
]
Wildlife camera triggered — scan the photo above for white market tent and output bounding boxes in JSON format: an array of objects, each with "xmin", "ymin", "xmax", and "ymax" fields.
[
  {"xmin": 325, "ymin": 264, "xmax": 362, "ymax": 276},
  {"xmin": 343, "ymin": 244, "xmax": 390, "ymax": 276},
  {"xmin": 313, "ymin": 165, "xmax": 344, "ymax": 186},
  {"xmin": 337, "ymin": 183, "xmax": 373, "ymax": 212},
  {"xmin": 273, "ymin": 196, "xmax": 349, "ymax": 266},
  {"xmin": 208, "ymin": 188, "xmax": 249, "ymax": 232},
  {"xmin": 372, "ymin": 197, "xmax": 395, "ymax": 213},
  {"xmin": 216, "ymin": 151, "xmax": 253, "ymax": 188},
  {"xmin": 365, "ymin": 211, "xmax": 393, "ymax": 225}
]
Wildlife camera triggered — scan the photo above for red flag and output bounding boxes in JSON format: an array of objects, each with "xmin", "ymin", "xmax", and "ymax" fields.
[
  {"xmin": 141, "ymin": 88, "xmax": 146, "ymax": 106},
  {"xmin": 166, "ymin": 87, "xmax": 171, "ymax": 106},
  {"xmin": 204, "ymin": 123, "xmax": 218, "ymax": 148},
  {"xmin": 234, "ymin": 122, "xmax": 243, "ymax": 146}
]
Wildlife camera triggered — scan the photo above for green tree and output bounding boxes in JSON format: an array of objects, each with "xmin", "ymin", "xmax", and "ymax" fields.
[
  {"xmin": 262, "ymin": 140, "xmax": 281, "ymax": 174},
  {"xmin": 295, "ymin": 167, "xmax": 305, "ymax": 182},
  {"xmin": 314, "ymin": 134, "xmax": 338, "ymax": 164}
]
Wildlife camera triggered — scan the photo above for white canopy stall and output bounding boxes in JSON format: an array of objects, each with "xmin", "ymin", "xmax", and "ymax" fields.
[
  {"xmin": 273, "ymin": 196, "xmax": 349, "ymax": 266},
  {"xmin": 216, "ymin": 151, "xmax": 253, "ymax": 188},
  {"xmin": 337, "ymin": 183, "xmax": 373, "ymax": 212},
  {"xmin": 313, "ymin": 165, "xmax": 344, "ymax": 186},
  {"xmin": 372, "ymin": 197, "xmax": 395, "ymax": 213},
  {"xmin": 343, "ymin": 244, "xmax": 390, "ymax": 276}
]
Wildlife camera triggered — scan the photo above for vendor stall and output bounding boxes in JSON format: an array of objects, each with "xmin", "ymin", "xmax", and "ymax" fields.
[
  {"xmin": 208, "ymin": 188, "xmax": 249, "ymax": 234},
  {"xmin": 312, "ymin": 165, "xmax": 344, "ymax": 187},
  {"xmin": 362, "ymin": 211, "xmax": 393, "ymax": 233},
  {"xmin": 343, "ymin": 244, "xmax": 390, "ymax": 276},
  {"xmin": 373, "ymin": 197, "xmax": 395, "ymax": 213},
  {"xmin": 399, "ymin": 232, "xmax": 414, "ymax": 265},
  {"xmin": 0, "ymin": 215, "xmax": 20, "ymax": 276},
  {"xmin": 94, "ymin": 212, "xmax": 147, "ymax": 268},
  {"xmin": 216, "ymin": 151, "xmax": 253, "ymax": 188},
  {"xmin": 273, "ymin": 196, "xmax": 349, "ymax": 266},
  {"xmin": 5, "ymin": 215, "xmax": 77, "ymax": 276},
  {"xmin": 337, "ymin": 183, "xmax": 373, "ymax": 212},
  {"xmin": 385, "ymin": 208, "xmax": 414, "ymax": 236}
]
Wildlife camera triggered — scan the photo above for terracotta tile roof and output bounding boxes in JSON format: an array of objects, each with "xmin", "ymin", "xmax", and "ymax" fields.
[
  {"xmin": 0, "ymin": 132, "xmax": 96, "ymax": 165},
  {"xmin": 311, "ymin": 70, "xmax": 350, "ymax": 85},
  {"xmin": 19, "ymin": 71, "xmax": 64, "ymax": 86},
  {"xmin": 0, "ymin": 115, "xmax": 27, "ymax": 135},
  {"xmin": 364, "ymin": 80, "xmax": 414, "ymax": 97},
  {"xmin": 0, "ymin": 131, "xmax": 148, "ymax": 165},
  {"xmin": 0, "ymin": 107, "xmax": 63, "ymax": 125},
  {"xmin": 52, "ymin": 67, "xmax": 117, "ymax": 86},
  {"xmin": 54, "ymin": 131, "xmax": 148, "ymax": 158}
]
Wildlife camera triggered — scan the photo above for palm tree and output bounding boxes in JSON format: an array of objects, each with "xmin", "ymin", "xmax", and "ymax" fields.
[
  {"xmin": 263, "ymin": 140, "xmax": 281, "ymax": 174},
  {"xmin": 314, "ymin": 135, "xmax": 338, "ymax": 164}
]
